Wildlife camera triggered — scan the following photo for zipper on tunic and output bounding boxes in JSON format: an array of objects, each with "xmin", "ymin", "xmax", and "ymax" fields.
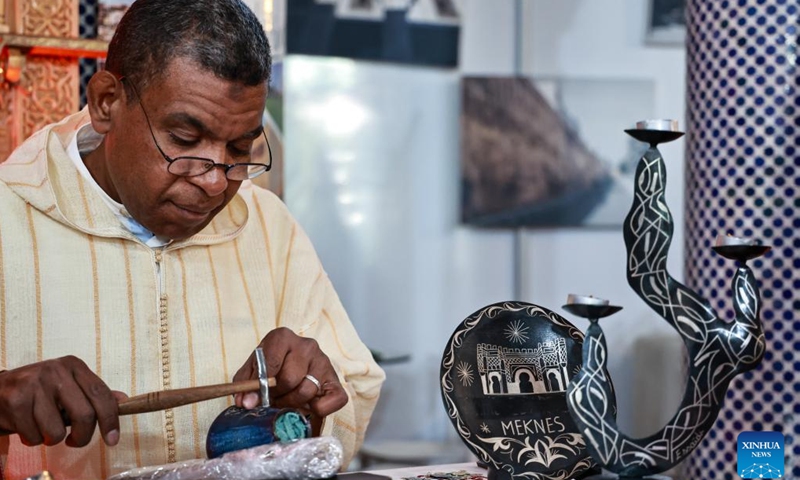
[{"xmin": 153, "ymin": 249, "xmax": 177, "ymax": 462}]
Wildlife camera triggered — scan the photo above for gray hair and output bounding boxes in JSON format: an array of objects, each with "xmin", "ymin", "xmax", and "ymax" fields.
[{"xmin": 105, "ymin": 0, "xmax": 271, "ymax": 98}]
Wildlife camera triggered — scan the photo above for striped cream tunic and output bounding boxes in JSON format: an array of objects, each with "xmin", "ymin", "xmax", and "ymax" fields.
[{"xmin": 0, "ymin": 111, "xmax": 384, "ymax": 480}]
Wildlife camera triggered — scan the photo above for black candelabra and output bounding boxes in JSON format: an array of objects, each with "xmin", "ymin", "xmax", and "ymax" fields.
[{"xmin": 563, "ymin": 120, "xmax": 770, "ymax": 479}]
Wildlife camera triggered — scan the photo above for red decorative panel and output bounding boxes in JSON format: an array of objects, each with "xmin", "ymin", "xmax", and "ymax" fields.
[
  {"xmin": 0, "ymin": 86, "xmax": 17, "ymax": 162},
  {"xmin": 0, "ymin": 0, "xmax": 80, "ymax": 161}
]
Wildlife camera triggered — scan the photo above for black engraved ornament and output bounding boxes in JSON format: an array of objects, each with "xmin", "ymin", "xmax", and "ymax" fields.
[{"xmin": 441, "ymin": 302, "xmax": 616, "ymax": 480}]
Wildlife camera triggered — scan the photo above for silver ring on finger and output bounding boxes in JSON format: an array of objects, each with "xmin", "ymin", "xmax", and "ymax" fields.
[{"xmin": 304, "ymin": 374, "xmax": 322, "ymax": 394}]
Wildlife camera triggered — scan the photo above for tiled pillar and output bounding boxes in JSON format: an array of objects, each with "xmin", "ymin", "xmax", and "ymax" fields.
[
  {"xmin": 78, "ymin": 0, "xmax": 98, "ymax": 108},
  {"xmin": 685, "ymin": 0, "xmax": 800, "ymax": 479}
]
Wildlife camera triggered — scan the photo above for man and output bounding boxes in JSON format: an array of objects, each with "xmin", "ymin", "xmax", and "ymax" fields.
[{"xmin": 0, "ymin": 0, "xmax": 384, "ymax": 478}]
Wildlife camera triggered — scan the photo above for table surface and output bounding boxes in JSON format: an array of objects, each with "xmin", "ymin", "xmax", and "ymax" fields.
[{"xmin": 362, "ymin": 462, "xmax": 486, "ymax": 480}]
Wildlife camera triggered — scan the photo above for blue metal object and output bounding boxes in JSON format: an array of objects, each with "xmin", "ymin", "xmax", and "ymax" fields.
[
  {"xmin": 205, "ymin": 405, "xmax": 311, "ymax": 459},
  {"xmin": 205, "ymin": 347, "xmax": 311, "ymax": 459}
]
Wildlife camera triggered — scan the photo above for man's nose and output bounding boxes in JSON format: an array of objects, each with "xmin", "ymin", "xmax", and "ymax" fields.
[{"xmin": 187, "ymin": 165, "xmax": 229, "ymax": 197}]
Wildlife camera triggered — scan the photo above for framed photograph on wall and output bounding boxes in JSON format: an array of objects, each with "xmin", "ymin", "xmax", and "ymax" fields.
[
  {"xmin": 287, "ymin": 0, "xmax": 462, "ymax": 67},
  {"xmin": 460, "ymin": 76, "xmax": 655, "ymax": 228},
  {"xmin": 645, "ymin": 0, "xmax": 686, "ymax": 46}
]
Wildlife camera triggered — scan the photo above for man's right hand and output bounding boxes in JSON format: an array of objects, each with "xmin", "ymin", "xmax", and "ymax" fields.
[{"xmin": 0, "ymin": 356, "xmax": 124, "ymax": 448}]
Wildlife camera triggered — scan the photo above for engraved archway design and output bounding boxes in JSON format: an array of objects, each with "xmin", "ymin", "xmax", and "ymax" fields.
[{"xmin": 566, "ymin": 136, "xmax": 767, "ymax": 477}]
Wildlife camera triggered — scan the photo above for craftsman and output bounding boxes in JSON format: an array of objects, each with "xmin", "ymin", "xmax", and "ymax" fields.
[{"xmin": 0, "ymin": 0, "xmax": 384, "ymax": 478}]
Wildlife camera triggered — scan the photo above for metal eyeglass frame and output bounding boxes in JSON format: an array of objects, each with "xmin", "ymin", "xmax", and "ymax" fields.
[{"xmin": 120, "ymin": 76, "xmax": 272, "ymax": 181}]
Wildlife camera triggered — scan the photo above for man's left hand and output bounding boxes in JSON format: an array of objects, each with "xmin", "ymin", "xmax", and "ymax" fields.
[{"xmin": 232, "ymin": 327, "xmax": 348, "ymax": 418}]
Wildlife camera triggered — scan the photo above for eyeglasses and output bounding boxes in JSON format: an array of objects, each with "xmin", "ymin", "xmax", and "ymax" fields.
[{"xmin": 122, "ymin": 78, "xmax": 272, "ymax": 181}]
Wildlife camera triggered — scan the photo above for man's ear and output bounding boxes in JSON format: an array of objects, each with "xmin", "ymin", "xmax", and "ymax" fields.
[{"xmin": 86, "ymin": 70, "xmax": 125, "ymax": 135}]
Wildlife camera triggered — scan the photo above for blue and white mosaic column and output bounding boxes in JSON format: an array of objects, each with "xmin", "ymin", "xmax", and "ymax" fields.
[
  {"xmin": 685, "ymin": 0, "xmax": 799, "ymax": 479},
  {"xmin": 78, "ymin": 0, "xmax": 98, "ymax": 108}
]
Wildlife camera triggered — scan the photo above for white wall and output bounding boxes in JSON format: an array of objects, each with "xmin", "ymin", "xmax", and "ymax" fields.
[
  {"xmin": 285, "ymin": 0, "xmax": 688, "ymax": 446},
  {"xmin": 519, "ymin": 0, "xmax": 688, "ymax": 438}
]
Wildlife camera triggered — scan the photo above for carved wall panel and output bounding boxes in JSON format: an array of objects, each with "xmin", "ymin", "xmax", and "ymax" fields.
[
  {"xmin": 21, "ymin": 57, "xmax": 79, "ymax": 140},
  {"xmin": 0, "ymin": 0, "xmax": 10, "ymax": 33},
  {"xmin": 0, "ymin": 86, "xmax": 17, "ymax": 161},
  {"xmin": 1, "ymin": 0, "xmax": 20, "ymax": 34},
  {"xmin": 0, "ymin": 0, "xmax": 79, "ymax": 162},
  {"xmin": 22, "ymin": 0, "xmax": 77, "ymax": 37}
]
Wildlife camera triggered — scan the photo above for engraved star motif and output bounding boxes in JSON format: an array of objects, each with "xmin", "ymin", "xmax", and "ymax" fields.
[
  {"xmin": 504, "ymin": 319, "xmax": 529, "ymax": 344},
  {"xmin": 456, "ymin": 361, "xmax": 474, "ymax": 386}
]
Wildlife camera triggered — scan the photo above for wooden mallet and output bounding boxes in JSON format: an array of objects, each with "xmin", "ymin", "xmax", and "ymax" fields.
[{"xmin": 0, "ymin": 356, "xmax": 276, "ymax": 436}]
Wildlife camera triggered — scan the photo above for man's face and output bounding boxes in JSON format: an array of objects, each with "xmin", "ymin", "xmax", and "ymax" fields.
[{"xmin": 98, "ymin": 57, "xmax": 268, "ymax": 241}]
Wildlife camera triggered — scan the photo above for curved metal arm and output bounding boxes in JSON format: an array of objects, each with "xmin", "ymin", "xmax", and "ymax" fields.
[{"xmin": 567, "ymin": 145, "xmax": 765, "ymax": 477}]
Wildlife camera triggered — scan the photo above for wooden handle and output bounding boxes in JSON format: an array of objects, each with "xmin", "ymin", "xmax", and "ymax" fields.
[
  {"xmin": 118, "ymin": 377, "xmax": 277, "ymax": 415},
  {"xmin": 0, "ymin": 377, "xmax": 277, "ymax": 436}
]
